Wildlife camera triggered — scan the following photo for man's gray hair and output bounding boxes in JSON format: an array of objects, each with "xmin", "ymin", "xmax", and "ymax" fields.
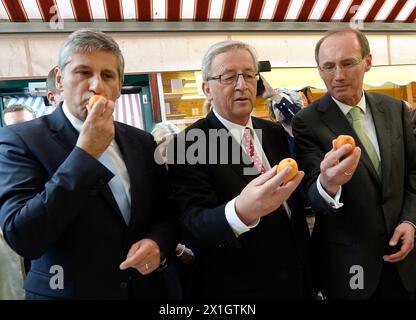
[
  {"xmin": 201, "ymin": 40, "xmax": 258, "ymax": 81},
  {"xmin": 58, "ymin": 28, "xmax": 125, "ymax": 80}
]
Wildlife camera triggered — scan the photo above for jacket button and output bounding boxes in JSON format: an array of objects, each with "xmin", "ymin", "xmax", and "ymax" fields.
[{"xmin": 120, "ymin": 282, "xmax": 128, "ymax": 289}]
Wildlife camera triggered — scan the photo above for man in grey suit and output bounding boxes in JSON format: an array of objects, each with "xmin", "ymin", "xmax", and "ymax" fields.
[{"xmin": 293, "ymin": 28, "xmax": 416, "ymax": 299}]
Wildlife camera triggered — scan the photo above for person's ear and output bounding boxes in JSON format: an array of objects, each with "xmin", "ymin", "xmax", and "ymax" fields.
[
  {"xmin": 202, "ymin": 82, "xmax": 213, "ymax": 101},
  {"xmin": 117, "ymin": 80, "xmax": 123, "ymax": 99},
  {"xmin": 47, "ymin": 92, "xmax": 54, "ymax": 104},
  {"xmin": 364, "ymin": 53, "xmax": 372, "ymax": 72},
  {"xmin": 56, "ymin": 68, "xmax": 64, "ymax": 91}
]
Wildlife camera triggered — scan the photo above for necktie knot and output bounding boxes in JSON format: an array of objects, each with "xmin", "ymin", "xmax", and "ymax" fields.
[{"xmin": 243, "ymin": 127, "xmax": 251, "ymax": 139}]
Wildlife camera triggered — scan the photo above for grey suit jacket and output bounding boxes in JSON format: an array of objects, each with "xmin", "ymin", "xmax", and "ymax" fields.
[{"xmin": 293, "ymin": 92, "xmax": 416, "ymax": 299}]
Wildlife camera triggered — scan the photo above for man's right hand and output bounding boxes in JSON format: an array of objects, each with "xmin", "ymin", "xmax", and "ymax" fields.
[
  {"xmin": 319, "ymin": 140, "xmax": 361, "ymax": 197},
  {"xmin": 235, "ymin": 166, "xmax": 304, "ymax": 225},
  {"xmin": 76, "ymin": 96, "xmax": 115, "ymax": 159}
]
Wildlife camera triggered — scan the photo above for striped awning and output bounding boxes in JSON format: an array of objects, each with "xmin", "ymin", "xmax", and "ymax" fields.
[
  {"xmin": 0, "ymin": 0, "xmax": 414, "ymax": 24},
  {"xmin": 7, "ymin": 93, "xmax": 144, "ymax": 129}
]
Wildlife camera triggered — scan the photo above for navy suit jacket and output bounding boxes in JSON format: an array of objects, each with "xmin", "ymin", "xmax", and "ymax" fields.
[{"xmin": 0, "ymin": 105, "xmax": 177, "ymax": 299}]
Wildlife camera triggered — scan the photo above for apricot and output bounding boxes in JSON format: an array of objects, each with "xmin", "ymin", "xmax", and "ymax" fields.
[
  {"xmin": 335, "ymin": 135, "xmax": 356, "ymax": 155},
  {"xmin": 88, "ymin": 95, "xmax": 102, "ymax": 109},
  {"xmin": 276, "ymin": 158, "xmax": 298, "ymax": 184}
]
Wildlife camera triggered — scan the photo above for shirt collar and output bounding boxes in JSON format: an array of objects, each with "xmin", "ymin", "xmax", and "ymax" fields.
[
  {"xmin": 62, "ymin": 101, "xmax": 84, "ymax": 134},
  {"xmin": 212, "ymin": 107, "xmax": 254, "ymax": 144},
  {"xmin": 332, "ymin": 92, "xmax": 367, "ymax": 116}
]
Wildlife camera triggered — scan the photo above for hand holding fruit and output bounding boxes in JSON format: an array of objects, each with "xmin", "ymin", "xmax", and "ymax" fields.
[
  {"xmin": 235, "ymin": 162, "xmax": 304, "ymax": 225},
  {"xmin": 76, "ymin": 94, "xmax": 115, "ymax": 159},
  {"xmin": 335, "ymin": 135, "xmax": 356, "ymax": 155},
  {"xmin": 319, "ymin": 135, "xmax": 361, "ymax": 197},
  {"xmin": 88, "ymin": 94, "xmax": 101, "ymax": 110},
  {"xmin": 276, "ymin": 158, "xmax": 298, "ymax": 184}
]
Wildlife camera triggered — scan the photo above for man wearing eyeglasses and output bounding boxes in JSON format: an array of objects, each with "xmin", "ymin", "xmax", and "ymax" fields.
[
  {"xmin": 292, "ymin": 28, "xmax": 416, "ymax": 299},
  {"xmin": 168, "ymin": 40, "xmax": 312, "ymax": 299}
]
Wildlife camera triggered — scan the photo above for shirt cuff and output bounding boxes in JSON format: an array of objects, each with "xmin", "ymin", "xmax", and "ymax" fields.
[
  {"xmin": 225, "ymin": 196, "xmax": 260, "ymax": 237},
  {"xmin": 400, "ymin": 220, "xmax": 416, "ymax": 231},
  {"xmin": 316, "ymin": 174, "xmax": 344, "ymax": 209}
]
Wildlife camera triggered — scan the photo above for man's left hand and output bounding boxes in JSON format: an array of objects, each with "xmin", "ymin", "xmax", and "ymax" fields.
[
  {"xmin": 383, "ymin": 223, "xmax": 415, "ymax": 263},
  {"xmin": 119, "ymin": 239, "xmax": 161, "ymax": 275}
]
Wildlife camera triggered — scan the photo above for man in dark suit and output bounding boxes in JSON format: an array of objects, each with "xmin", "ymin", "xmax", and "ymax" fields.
[
  {"xmin": 292, "ymin": 28, "xmax": 416, "ymax": 299},
  {"xmin": 0, "ymin": 29, "xmax": 176, "ymax": 299},
  {"xmin": 168, "ymin": 40, "xmax": 311, "ymax": 299}
]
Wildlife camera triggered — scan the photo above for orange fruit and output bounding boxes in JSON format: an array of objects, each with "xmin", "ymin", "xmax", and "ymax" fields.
[
  {"xmin": 276, "ymin": 158, "xmax": 298, "ymax": 184},
  {"xmin": 88, "ymin": 95, "xmax": 102, "ymax": 109},
  {"xmin": 335, "ymin": 135, "xmax": 356, "ymax": 155}
]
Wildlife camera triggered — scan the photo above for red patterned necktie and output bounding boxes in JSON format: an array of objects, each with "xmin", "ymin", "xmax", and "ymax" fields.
[{"xmin": 243, "ymin": 127, "xmax": 266, "ymax": 174}]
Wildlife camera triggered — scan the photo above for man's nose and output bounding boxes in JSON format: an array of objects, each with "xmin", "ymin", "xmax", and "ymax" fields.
[
  {"xmin": 235, "ymin": 74, "xmax": 248, "ymax": 90},
  {"xmin": 89, "ymin": 74, "xmax": 105, "ymax": 94},
  {"xmin": 333, "ymin": 66, "xmax": 346, "ymax": 80}
]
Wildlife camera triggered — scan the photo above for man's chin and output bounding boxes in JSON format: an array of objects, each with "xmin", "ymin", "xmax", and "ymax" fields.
[
  {"xmin": 77, "ymin": 108, "xmax": 88, "ymax": 121},
  {"xmin": 332, "ymin": 89, "xmax": 349, "ymax": 100}
]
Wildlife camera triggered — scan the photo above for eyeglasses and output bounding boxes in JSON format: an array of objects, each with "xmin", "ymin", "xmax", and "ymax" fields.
[
  {"xmin": 319, "ymin": 58, "xmax": 364, "ymax": 75},
  {"xmin": 207, "ymin": 71, "xmax": 260, "ymax": 85}
]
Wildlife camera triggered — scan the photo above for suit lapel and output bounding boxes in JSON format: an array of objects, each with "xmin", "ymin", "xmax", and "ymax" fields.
[
  {"xmin": 114, "ymin": 122, "xmax": 149, "ymax": 228},
  {"xmin": 366, "ymin": 93, "xmax": 391, "ymax": 196},
  {"xmin": 319, "ymin": 93, "xmax": 380, "ymax": 184},
  {"xmin": 112, "ymin": 123, "xmax": 136, "ymax": 227},
  {"xmin": 206, "ymin": 111, "xmax": 256, "ymax": 184},
  {"xmin": 255, "ymin": 119, "xmax": 296, "ymax": 225},
  {"xmin": 253, "ymin": 118, "xmax": 286, "ymax": 169},
  {"xmin": 48, "ymin": 105, "xmax": 78, "ymax": 154},
  {"xmin": 49, "ymin": 107, "xmax": 128, "ymax": 226}
]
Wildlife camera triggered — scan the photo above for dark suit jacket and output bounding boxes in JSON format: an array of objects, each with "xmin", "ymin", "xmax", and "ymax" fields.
[
  {"xmin": 292, "ymin": 92, "xmax": 416, "ymax": 299},
  {"xmin": 168, "ymin": 111, "xmax": 311, "ymax": 299},
  {"xmin": 0, "ymin": 106, "xmax": 177, "ymax": 299}
]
